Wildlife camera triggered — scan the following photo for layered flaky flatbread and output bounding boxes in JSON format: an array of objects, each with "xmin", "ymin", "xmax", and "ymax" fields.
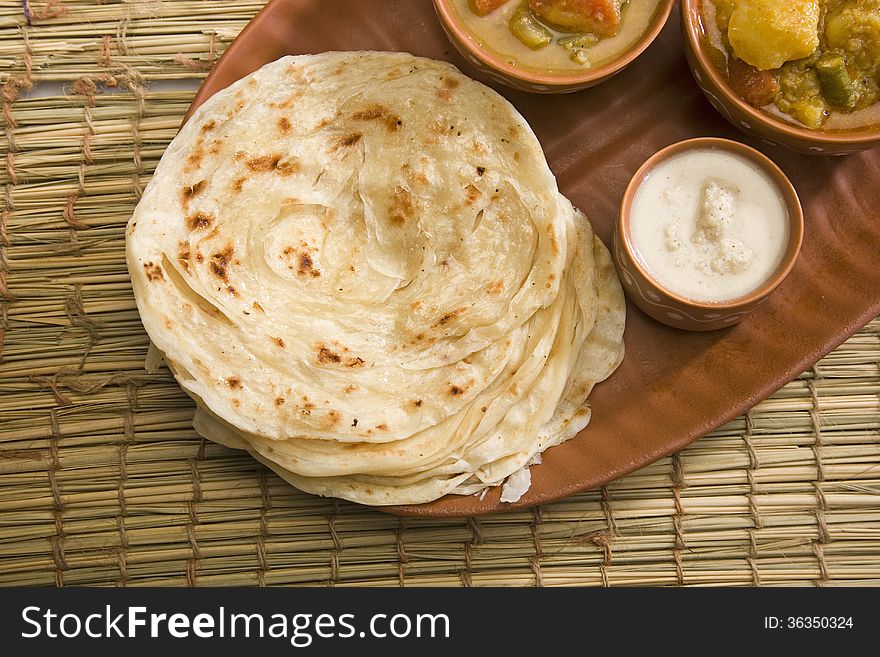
[{"xmin": 127, "ymin": 52, "xmax": 625, "ymax": 506}]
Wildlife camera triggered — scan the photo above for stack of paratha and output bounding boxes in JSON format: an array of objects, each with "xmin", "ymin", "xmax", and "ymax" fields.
[{"xmin": 126, "ymin": 52, "xmax": 625, "ymax": 506}]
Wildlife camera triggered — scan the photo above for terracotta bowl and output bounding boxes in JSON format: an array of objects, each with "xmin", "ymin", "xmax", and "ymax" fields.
[
  {"xmin": 433, "ymin": 0, "xmax": 674, "ymax": 93},
  {"xmin": 681, "ymin": 0, "xmax": 880, "ymax": 155},
  {"xmin": 613, "ymin": 137, "xmax": 804, "ymax": 332}
]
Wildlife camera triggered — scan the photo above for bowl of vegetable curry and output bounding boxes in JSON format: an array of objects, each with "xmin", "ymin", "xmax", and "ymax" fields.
[
  {"xmin": 683, "ymin": 0, "xmax": 880, "ymax": 154},
  {"xmin": 434, "ymin": 0, "xmax": 675, "ymax": 92}
]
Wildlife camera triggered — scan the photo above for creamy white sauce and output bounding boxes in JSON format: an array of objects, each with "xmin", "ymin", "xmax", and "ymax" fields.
[{"xmin": 630, "ymin": 149, "xmax": 789, "ymax": 303}]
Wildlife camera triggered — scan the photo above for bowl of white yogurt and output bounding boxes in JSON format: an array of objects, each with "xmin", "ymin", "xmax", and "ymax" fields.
[{"xmin": 614, "ymin": 137, "xmax": 803, "ymax": 331}]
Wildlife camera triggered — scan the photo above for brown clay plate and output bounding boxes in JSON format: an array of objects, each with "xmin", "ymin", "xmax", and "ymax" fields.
[{"xmin": 185, "ymin": 0, "xmax": 880, "ymax": 517}]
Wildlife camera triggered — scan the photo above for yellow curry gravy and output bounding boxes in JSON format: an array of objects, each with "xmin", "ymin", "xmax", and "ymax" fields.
[{"xmin": 453, "ymin": 0, "xmax": 666, "ymax": 74}]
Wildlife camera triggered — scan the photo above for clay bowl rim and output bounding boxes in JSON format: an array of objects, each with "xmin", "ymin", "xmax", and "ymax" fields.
[
  {"xmin": 433, "ymin": 0, "xmax": 675, "ymax": 88},
  {"xmin": 681, "ymin": 0, "xmax": 880, "ymax": 149},
  {"xmin": 618, "ymin": 136, "xmax": 805, "ymax": 312}
]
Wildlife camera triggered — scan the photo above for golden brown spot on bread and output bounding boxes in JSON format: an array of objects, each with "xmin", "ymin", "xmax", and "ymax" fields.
[
  {"xmin": 434, "ymin": 307, "xmax": 465, "ymax": 327},
  {"xmin": 271, "ymin": 336, "xmax": 285, "ymax": 348},
  {"xmin": 200, "ymin": 120, "xmax": 216, "ymax": 133},
  {"xmin": 143, "ymin": 262, "xmax": 164, "ymax": 282},
  {"xmin": 275, "ymin": 397, "xmax": 285, "ymax": 406},
  {"xmin": 546, "ymin": 223, "xmax": 560, "ymax": 255},
  {"xmin": 343, "ymin": 384, "xmax": 357, "ymax": 394},
  {"xmin": 194, "ymin": 252, "xmax": 204, "ymax": 264},
  {"xmin": 244, "ymin": 153, "xmax": 300, "ymax": 176},
  {"xmin": 332, "ymin": 132, "xmax": 362, "ymax": 152},
  {"xmin": 297, "ymin": 252, "xmax": 320, "ymax": 277},
  {"xmin": 437, "ymin": 89, "xmax": 452, "ymax": 102},
  {"xmin": 278, "ymin": 116, "xmax": 292, "ymax": 134},
  {"xmin": 232, "ymin": 176, "xmax": 247, "ymax": 193},
  {"xmin": 443, "ymin": 76, "xmax": 460, "ymax": 90},
  {"xmin": 317, "ymin": 346, "xmax": 342, "ymax": 365},
  {"xmin": 253, "ymin": 301, "xmax": 265, "ymax": 313},
  {"xmin": 180, "ymin": 180, "xmax": 206, "ymax": 207},
  {"xmin": 351, "ymin": 105, "xmax": 388, "ymax": 120},
  {"xmin": 486, "ymin": 280, "xmax": 504, "ymax": 294},
  {"xmin": 351, "ymin": 104, "xmax": 401, "ymax": 132},
  {"xmin": 450, "ymin": 385, "xmax": 464, "ymax": 396},
  {"xmin": 324, "ymin": 410, "xmax": 342, "ymax": 429},
  {"xmin": 210, "ymin": 244, "xmax": 234, "ymax": 283},
  {"xmin": 187, "ymin": 211, "xmax": 213, "ymax": 231},
  {"xmin": 185, "ymin": 149, "xmax": 204, "ymax": 172},
  {"xmin": 402, "ymin": 164, "xmax": 429, "ymax": 186},
  {"xmin": 375, "ymin": 423, "xmax": 388, "ymax": 431},
  {"xmin": 408, "ymin": 399, "xmax": 423, "ymax": 410},
  {"xmin": 465, "ymin": 184, "xmax": 481, "ymax": 204},
  {"xmin": 164, "ymin": 318, "xmax": 173, "ymax": 329},
  {"xmin": 178, "ymin": 240, "xmax": 191, "ymax": 274},
  {"xmin": 270, "ymin": 90, "xmax": 303, "ymax": 109},
  {"xmin": 316, "ymin": 344, "xmax": 364, "ymax": 368},
  {"xmin": 226, "ymin": 376, "xmax": 241, "ymax": 389},
  {"xmin": 389, "ymin": 185, "xmax": 415, "ymax": 225}
]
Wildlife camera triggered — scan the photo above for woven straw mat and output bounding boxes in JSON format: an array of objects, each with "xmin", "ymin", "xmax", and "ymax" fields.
[{"xmin": 1, "ymin": 1, "xmax": 878, "ymax": 586}]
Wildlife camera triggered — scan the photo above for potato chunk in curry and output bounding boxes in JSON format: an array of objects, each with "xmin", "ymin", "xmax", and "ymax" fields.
[{"xmin": 728, "ymin": 0, "xmax": 821, "ymax": 71}]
